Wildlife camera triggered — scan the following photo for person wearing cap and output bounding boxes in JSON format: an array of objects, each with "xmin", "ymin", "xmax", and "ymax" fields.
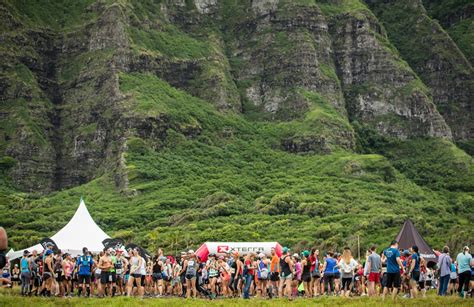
[
  {"xmin": 298, "ymin": 251, "xmax": 310, "ymax": 297},
  {"xmin": 292, "ymin": 253, "xmax": 302, "ymax": 297},
  {"xmin": 382, "ymin": 240, "xmax": 404, "ymax": 300},
  {"xmin": 20, "ymin": 250, "xmax": 31, "ymax": 295},
  {"xmin": 278, "ymin": 247, "xmax": 294, "ymax": 299},
  {"xmin": 456, "ymin": 246, "xmax": 472, "ymax": 298}
]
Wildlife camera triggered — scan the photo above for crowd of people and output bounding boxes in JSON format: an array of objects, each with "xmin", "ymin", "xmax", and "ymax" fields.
[{"xmin": 0, "ymin": 239, "xmax": 473, "ymax": 300}]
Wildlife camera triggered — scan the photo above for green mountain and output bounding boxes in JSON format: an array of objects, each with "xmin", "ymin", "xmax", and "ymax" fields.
[{"xmin": 0, "ymin": 0, "xmax": 472, "ymax": 254}]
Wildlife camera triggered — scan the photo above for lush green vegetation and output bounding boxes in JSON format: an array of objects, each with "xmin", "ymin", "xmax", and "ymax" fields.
[
  {"xmin": 0, "ymin": 0, "xmax": 472, "ymax": 260},
  {"xmin": 2, "ymin": 72, "xmax": 472, "ymax": 256},
  {"xmin": 422, "ymin": 0, "xmax": 474, "ymax": 64}
]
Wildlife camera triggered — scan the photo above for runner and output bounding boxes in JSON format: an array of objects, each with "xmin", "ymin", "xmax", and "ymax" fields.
[
  {"xmin": 437, "ymin": 246, "xmax": 452, "ymax": 296},
  {"xmin": 115, "ymin": 250, "xmax": 128, "ymax": 296},
  {"xmin": 206, "ymin": 253, "xmax": 218, "ymax": 298},
  {"xmin": 407, "ymin": 245, "xmax": 422, "ymax": 298},
  {"xmin": 268, "ymin": 247, "xmax": 280, "ymax": 298},
  {"xmin": 62, "ymin": 253, "xmax": 73, "ymax": 297},
  {"xmin": 127, "ymin": 249, "xmax": 143, "ymax": 297},
  {"xmin": 338, "ymin": 247, "xmax": 358, "ymax": 298},
  {"xmin": 20, "ymin": 250, "xmax": 31, "ymax": 296},
  {"xmin": 77, "ymin": 247, "xmax": 93, "ymax": 297},
  {"xmin": 152, "ymin": 252, "xmax": 164, "ymax": 297},
  {"xmin": 366, "ymin": 246, "xmax": 381, "ymax": 297},
  {"xmin": 300, "ymin": 250, "xmax": 312, "ymax": 297},
  {"xmin": 218, "ymin": 255, "xmax": 231, "ymax": 297},
  {"xmin": 229, "ymin": 251, "xmax": 242, "ymax": 298},
  {"xmin": 278, "ymin": 247, "xmax": 293, "ymax": 299},
  {"xmin": 456, "ymin": 246, "xmax": 472, "ymax": 298},
  {"xmin": 382, "ymin": 240, "xmax": 404, "ymax": 301},
  {"xmin": 322, "ymin": 251, "xmax": 337, "ymax": 296},
  {"xmin": 242, "ymin": 252, "xmax": 255, "ymax": 299},
  {"xmin": 98, "ymin": 249, "xmax": 114, "ymax": 297},
  {"xmin": 309, "ymin": 248, "xmax": 320, "ymax": 297},
  {"xmin": 184, "ymin": 249, "xmax": 198, "ymax": 298},
  {"xmin": 256, "ymin": 253, "xmax": 270, "ymax": 298},
  {"xmin": 42, "ymin": 250, "xmax": 54, "ymax": 296}
]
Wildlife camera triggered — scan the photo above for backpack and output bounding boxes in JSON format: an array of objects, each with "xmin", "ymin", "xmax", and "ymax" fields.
[
  {"xmin": 258, "ymin": 261, "xmax": 268, "ymax": 279},
  {"xmin": 81, "ymin": 255, "xmax": 91, "ymax": 267}
]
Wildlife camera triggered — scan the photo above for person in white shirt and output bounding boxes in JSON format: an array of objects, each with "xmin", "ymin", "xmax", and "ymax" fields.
[{"xmin": 337, "ymin": 247, "xmax": 358, "ymax": 297}]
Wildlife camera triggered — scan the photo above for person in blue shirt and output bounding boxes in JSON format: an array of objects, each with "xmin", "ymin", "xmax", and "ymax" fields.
[
  {"xmin": 408, "ymin": 245, "xmax": 423, "ymax": 299},
  {"xmin": 321, "ymin": 251, "xmax": 337, "ymax": 296},
  {"xmin": 20, "ymin": 250, "xmax": 31, "ymax": 296},
  {"xmin": 382, "ymin": 240, "xmax": 404, "ymax": 300},
  {"xmin": 77, "ymin": 247, "xmax": 94, "ymax": 297}
]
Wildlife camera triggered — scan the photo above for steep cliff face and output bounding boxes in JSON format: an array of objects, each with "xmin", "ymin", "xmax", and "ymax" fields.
[
  {"xmin": 423, "ymin": 0, "xmax": 474, "ymax": 65},
  {"xmin": 324, "ymin": 2, "xmax": 452, "ymax": 140},
  {"xmin": 366, "ymin": 0, "xmax": 473, "ymax": 141},
  {"xmin": 0, "ymin": 0, "xmax": 469, "ymax": 193}
]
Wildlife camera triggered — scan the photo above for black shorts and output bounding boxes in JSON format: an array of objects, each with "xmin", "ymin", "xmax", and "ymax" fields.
[
  {"xmin": 334, "ymin": 272, "xmax": 341, "ymax": 279},
  {"xmin": 385, "ymin": 272, "xmax": 401, "ymax": 288},
  {"xmin": 152, "ymin": 273, "xmax": 162, "ymax": 281},
  {"xmin": 56, "ymin": 273, "xmax": 63, "ymax": 282},
  {"xmin": 78, "ymin": 274, "xmax": 91, "ymax": 284},
  {"xmin": 411, "ymin": 271, "xmax": 420, "ymax": 282},
  {"xmin": 302, "ymin": 274, "xmax": 311, "ymax": 283},
  {"xmin": 101, "ymin": 271, "xmax": 112, "ymax": 284},
  {"xmin": 450, "ymin": 278, "xmax": 457, "ymax": 284},
  {"xmin": 185, "ymin": 274, "xmax": 196, "ymax": 280},
  {"xmin": 342, "ymin": 277, "xmax": 352, "ymax": 290},
  {"xmin": 43, "ymin": 272, "xmax": 52, "ymax": 281},
  {"xmin": 270, "ymin": 272, "xmax": 280, "ymax": 282},
  {"xmin": 418, "ymin": 280, "xmax": 425, "ymax": 289}
]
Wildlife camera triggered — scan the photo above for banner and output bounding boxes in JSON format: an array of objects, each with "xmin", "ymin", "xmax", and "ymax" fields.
[
  {"xmin": 195, "ymin": 242, "xmax": 282, "ymax": 262},
  {"xmin": 39, "ymin": 237, "xmax": 59, "ymax": 253},
  {"xmin": 102, "ymin": 238, "xmax": 125, "ymax": 251},
  {"xmin": 125, "ymin": 243, "xmax": 151, "ymax": 259}
]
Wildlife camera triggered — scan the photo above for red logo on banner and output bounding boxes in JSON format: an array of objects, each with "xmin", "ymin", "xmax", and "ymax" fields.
[{"xmin": 217, "ymin": 245, "xmax": 229, "ymax": 253}]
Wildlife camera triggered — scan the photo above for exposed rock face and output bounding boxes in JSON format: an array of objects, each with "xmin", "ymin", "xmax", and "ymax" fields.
[
  {"xmin": 0, "ymin": 0, "xmax": 469, "ymax": 192},
  {"xmin": 225, "ymin": 2, "xmax": 346, "ymax": 119},
  {"xmin": 328, "ymin": 9, "xmax": 452, "ymax": 139},
  {"xmin": 366, "ymin": 0, "xmax": 473, "ymax": 140}
]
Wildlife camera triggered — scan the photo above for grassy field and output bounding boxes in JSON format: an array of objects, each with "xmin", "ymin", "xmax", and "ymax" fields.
[{"xmin": 0, "ymin": 288, "xmax": 471, "ymax": 306}]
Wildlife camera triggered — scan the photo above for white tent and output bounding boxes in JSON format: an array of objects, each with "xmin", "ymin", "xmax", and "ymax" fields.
[{"xmin": 9, "ymin": 198, "xmax": 110, "ymax": 260}]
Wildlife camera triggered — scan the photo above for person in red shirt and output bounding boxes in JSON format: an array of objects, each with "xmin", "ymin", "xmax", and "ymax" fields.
[{"xmin": 243, "ymin": 253, "xmax": 255, "ymax": 299}]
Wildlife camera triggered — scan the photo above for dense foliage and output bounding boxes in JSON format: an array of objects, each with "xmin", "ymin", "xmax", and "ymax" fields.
[{"xmin": 0, "ymin": 0, "xmax": 472, "ymax": 257}]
